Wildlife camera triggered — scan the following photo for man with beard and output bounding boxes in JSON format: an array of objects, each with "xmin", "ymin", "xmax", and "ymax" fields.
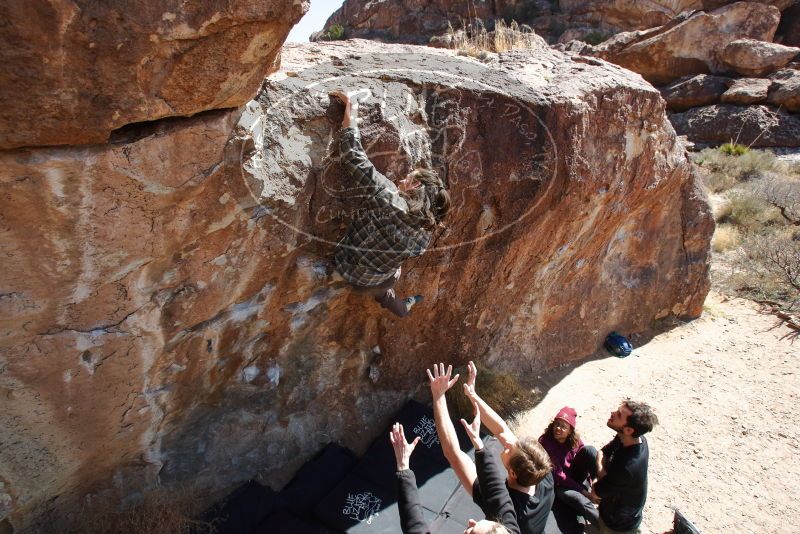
[{"xmin": 586, "ymin": 401, "xmax": 658, "ymax": 534}]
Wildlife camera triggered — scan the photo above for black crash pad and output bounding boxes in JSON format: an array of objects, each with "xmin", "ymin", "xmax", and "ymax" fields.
[
  {"xmin": 388, "ymin": 400, "xmax": 475, "ymax": 465},
  {"xmin": 278, "ymin": 443, "xmax": 357, "ymax": 515},
  {"xmin": 254, "ymin": 509, "xmax": 338, "ymax": 534},
  {"xmin": 438, "ymin": 483, "xmax": 484, "ymax": 526},
  {"xmin": 197, "ymin": 480, "xmax": 276, "ymax": 534},
  {"xmin": 313, "ymin": 472, "xmax": 438, "ymax": 533},
  {"xmin": 353, "ymin": 445, "xmax": 459, "ymax": 516},
  {"xmin": 353, "ymin": 401, "xmax": 474, "ymax": 480}
]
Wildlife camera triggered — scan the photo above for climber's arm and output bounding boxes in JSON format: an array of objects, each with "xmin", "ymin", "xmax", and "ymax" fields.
[
  {"xmin": 332, "ymin": 91, "xmax": 356, "ymax": 129},
  {"xmin": 463, "ymin": 361, "xmax": 518, "ymax": 448},
  {"xmin": 332, "ymin": 91, "xmax": 398, "ymax": 203}
]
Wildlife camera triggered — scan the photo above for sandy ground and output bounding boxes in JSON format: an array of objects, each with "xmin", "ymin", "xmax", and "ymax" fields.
[{"xmin": 513, "ymin": 291, "xmax": 799, "ymax": 534}]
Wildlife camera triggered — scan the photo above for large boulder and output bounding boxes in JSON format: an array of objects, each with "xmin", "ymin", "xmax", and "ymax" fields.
[
  {"xmin": 659, "ymin": 74, "xmax": 732, "ymax": 111},
  {"xmin": 703, "ymin": 0, "xmax": 797, "ymax": 10},
  {"xmin": 319, "ymin": 0, "xmax": 498, "ymax": 44},
  {"xmin": 557, "ymin": 0, "xmax": 703, "ymax": 32},
  {"xmin": 319, "ymin": 0, "xmax": 729, "ymax": 45},
  {"xmin": 670, "ymin": 104, "xmax": 800, "ymax": 146},
  {"xmin": 720, "ymin": 77, "xmax": 771, "ymax": 104},
  {"xmin": 767, "ymin": 68, "xmax": 800, "ymax": 111},
  {"xmin": 593, "ymin": 2, "xmax": 782, "ymax": 84},
  {"xmin": 721, "ymin": 38, "xmax": 800, "ymax": 76},
  {"xmin": 0, "ymin": 1, "xmax": 308, "ymax": 150},
  {"xmin": 0, "ymin": 40, "xmax": 712, "ymax": 530}
]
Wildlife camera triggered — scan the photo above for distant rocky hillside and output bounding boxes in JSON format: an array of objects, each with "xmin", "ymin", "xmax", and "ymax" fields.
[
  {"xmin": 317, "ymin": 0, "xmax": 798, "ymax": 46},
  {"xmin": 320, "ymin": 0, "xmax": 800, "ymax": 148}
]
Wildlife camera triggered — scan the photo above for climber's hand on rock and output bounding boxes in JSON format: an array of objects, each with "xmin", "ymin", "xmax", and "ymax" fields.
[
  {"xmin": 427, "ymin": 362, "xmax": 459, "ymax": 400},
  {"xmin": 331, "ymin": 90, "xmax": 357, "ymax": 128},
  {"xmin": 330, "ymin": 90, "xmax": 350, "ymax": 105}
]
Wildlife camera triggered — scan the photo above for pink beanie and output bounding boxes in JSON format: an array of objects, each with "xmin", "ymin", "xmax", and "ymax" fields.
[{"xmin": 554, "ymin": 406, "xmax": 577, "ymax": 428}]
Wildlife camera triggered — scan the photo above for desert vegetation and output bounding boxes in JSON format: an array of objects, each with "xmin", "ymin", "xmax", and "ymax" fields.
[
  {"xmin": 78, "ymin": 487, "xmax": 212, "ymax": 534},
  {"xmin": 446, "ymin": 19, "xmax": 543, "ymax": 58},
  {"xmin": 694, "ymin": 145, "xmax": 800, "ymax": 313}
]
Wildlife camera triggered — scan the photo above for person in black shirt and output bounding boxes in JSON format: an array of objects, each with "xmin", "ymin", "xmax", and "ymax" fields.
[{"xmin": 587, "ymin": 400, "xmax": 659, "ymax": 534}]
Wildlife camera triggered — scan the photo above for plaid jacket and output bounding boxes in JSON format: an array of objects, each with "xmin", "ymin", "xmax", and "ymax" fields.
[{"xmin": 334, "ymin": 127, "xmax": 431, "ymax": 287}]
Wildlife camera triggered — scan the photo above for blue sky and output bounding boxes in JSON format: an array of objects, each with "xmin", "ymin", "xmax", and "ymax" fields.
[{"xmin": 286, "ymin": 0, "xmax": 346, "ymax": 42}]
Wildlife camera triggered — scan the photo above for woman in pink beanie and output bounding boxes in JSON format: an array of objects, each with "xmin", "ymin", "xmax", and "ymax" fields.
[{"xmin": 538, "ymin": 407, "xmax": 599, "ymax": 529}]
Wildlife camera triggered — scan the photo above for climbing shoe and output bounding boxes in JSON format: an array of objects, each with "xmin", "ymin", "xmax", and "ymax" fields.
[{"xmin": 404, "ymin": 295, "xmax": 424, "ymax": 313}]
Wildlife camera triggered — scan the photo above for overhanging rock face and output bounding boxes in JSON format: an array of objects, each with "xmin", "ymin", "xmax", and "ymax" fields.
[
  {"xmin": 0, "ymin": 0, "xmax": 308, "ymax": 150},
  {"xmin": 0, "ymin": 40, "xmax": 712, "ymax": 530}
]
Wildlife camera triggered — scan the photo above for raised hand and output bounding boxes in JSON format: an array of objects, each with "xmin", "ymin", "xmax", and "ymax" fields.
[
  {"xmin": 467, "ymin": 360, "xmax": 477, "ymax": 386},
  {"xmin": 426, "ymin": 363, "xmax": 460, "ymax": 400},
  {"xmin": 389, "ymin": 422, "xmax": 420, "ymax": 471},
  {"xmin": 460, "ymin": 399, "xmax": 484, "ymax": 450},
  {"xmin": 463, "ymin": 360, "xmax": 478, "ymax": 399}
]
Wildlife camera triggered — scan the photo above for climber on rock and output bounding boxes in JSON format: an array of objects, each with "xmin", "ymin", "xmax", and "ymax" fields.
[{"xmin": 330, "ymin": 90, "xmax": 450, "ymax": 318}]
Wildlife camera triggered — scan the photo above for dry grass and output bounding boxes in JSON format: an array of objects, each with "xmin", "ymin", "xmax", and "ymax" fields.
[
  {"xmin": 446, "ymin": 362, "xmax": 540, "ymax": 423},
  {"xmin": 725, "ymin": 191, "xmax": 780, "ymax": 231},
  {"xmin": 700, "ymin": 145, "xmax": 800, "ymax": 311},
  {"xmin": 78, "ymin": 486, "xmax": 212, "ymax": 534},
  {"xmin": 712, "ymin": 224, "xmax": 741, "ymax": 253},
  {"xmin": 694, "ymin": 147, "xmax": 783, "ymax": 192},
  {"xmin": 448, "ymin": 19, "xmax": 542, "ymax": 58},
  {"xmin": 726, "ymin": 229, "xmax": 800, "ymax": 307}
]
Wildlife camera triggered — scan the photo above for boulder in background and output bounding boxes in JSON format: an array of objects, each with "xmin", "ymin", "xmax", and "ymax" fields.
[
  {"xmin": 671, "ymin": 104, "xmax": 800, "ymax": 146},
  {"xmin": 594, "ymin": 3, "xmax": 781, "ymax": 85},
  {"xmin": 767, "ymin": 68, "xmax": 800, "ymax": 111},
  {"xmin": 721, "ymin": 77, "xmax": 772, "ymax": 104},
  {"xmin": 660, "ymin": 74, "xmax": 732, "ymax": 111},
  {"xmin": 721, "ymin": 38, "xmax": 800, "ymax": 76}
]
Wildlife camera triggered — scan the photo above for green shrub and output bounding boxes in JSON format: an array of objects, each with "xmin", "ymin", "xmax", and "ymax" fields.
[
  {"xmin": 327, "ymin": 23, "xmax": 345, "ymax": 40},
  {"xmin": 719, "ymin": 142, "xmax": 749, "ymax": 156},
  {"xmin": 729, "ymin": 229, "xmax": 800, "ymax": 307},
  {"xmin": 693, "ymin": 147, "xmax": 778, "ymax": 189},
  {"xmin": 725, "ymin": 191, "xmax": 775, "ymax": 231},
  {"xmin": 704, "ymin": 170, "xmax": 737, "ymax": 193}
]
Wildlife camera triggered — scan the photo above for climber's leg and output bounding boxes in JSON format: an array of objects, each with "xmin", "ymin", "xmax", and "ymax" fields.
[
  {"xmin": 374, "ymin": 288, "xmax": 412, "ymax": 318},
  {"xmin": 370, "ymin": 269, "xmax": 410, "ymax": 318}
]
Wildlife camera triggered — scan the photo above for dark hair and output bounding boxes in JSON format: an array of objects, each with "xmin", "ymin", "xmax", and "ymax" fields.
[
  {"xmin": 401, "ymin": 168, "xmax": 450, "ymax": 229},
  {"xmin": 508, "ymin": 437, "xmax": 552, "ymax": 487},
  {"xmin": 543, "ymin": 421, "xmax": 581, "ymax": 451},
  {"xmin": 622, "ymin": 400, "xmax": 659, "ymax": 438}
]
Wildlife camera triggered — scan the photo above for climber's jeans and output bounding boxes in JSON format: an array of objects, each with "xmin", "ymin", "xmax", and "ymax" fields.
[{"xmin": 351, "ymin": 268, "xmax": 410, "ymax": 318}]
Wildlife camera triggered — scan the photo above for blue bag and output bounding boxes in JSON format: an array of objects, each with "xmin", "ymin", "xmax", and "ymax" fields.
[{"xmin": 604, "ymin": 332, "xmax": 633, "ymax": 358}]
